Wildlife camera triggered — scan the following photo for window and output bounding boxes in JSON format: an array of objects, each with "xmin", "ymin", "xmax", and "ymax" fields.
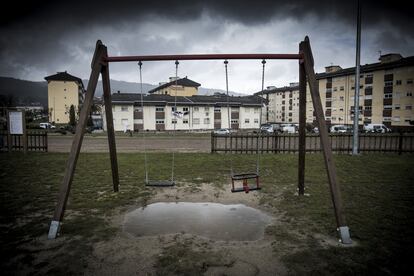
[
  {"xmin": 340, "ymin": 86, "xmax": 344, "ymax": 91},
  {"xmin": 193, "ymin": 107, "xmax": 199, "ymax": 112},
  {"xmin": 340, "ymin": 96, "xmax": 344, "ymax": 101},
  {"xmin": 384, "ymin": 81, "xmax": 393, "ymax": 87},
  {"xmin": 254, "ymin": 108, "xmax": 260, "ymax": 114},
  {"xmin": 231, "ymin": 119, "xmax": 238, "ymax": 124},
  {"xmin": 183, "ymin": 119, "xmax": 188, "ymax": 124},
  {"xmin": 121, "ymin": 106, "xmax": 128, "ymax": 112},
  {"xmin": 172, "ymin": 106, "xmax": 177, "ymax": 112},
  {"xmin": 407, "ymin": 92, "xmax": 413, "ymax": 96},
  {"xmin": 407, "ymin": 79, "xmax": 413, "ymax": 84},
  {"xmin": 156, "ymin": 119, "xmax": 164, "ymax": 124},
  {"xmin": 172, "ymin": 119, "xmax": 177, "ymax": 124},
  {"xmin": 384, "ymin": 93, "xmax": 393, "ymax": 99},
  {"xmin": 394, "ymin": 104, "xmax": 400, "ymax": 110},
  {"xmin": 193, "ymin": 118, "xmax": 200, "ymax": 124},
  {"xmin": 254, "ymin": 119, "xmax": 259, "ymax": 124},
  {"xmin": 134, "ymin": 107, "xmax": 143, "ymax": 112},
  {"xmin": 204, "ymin": 107, "xmax": 209, "ymax": 111},
  {"xmin": 339, "ymin": 108, "xmax": 344, "ymax": 112},
  {"xmin": 183, "ymin": 107, "xmax": 189, "ymax": 112},
  {"xmin": 333, "ymin": 87, "xmax": 337, "ymax": 92},
  {"xmin": 155, "ymin": 107, "xmax": 164, "ymax": 112},
  {"xmin": 365, "ymin": 106, "xmax": 372, "ymax": 111},
  {"xmin": 214, "ymin": 107, "xmax": 221, "ymax": 113},
  {"xmin": 406, "ymin": 105, "xmax": 412, "ymax": 110},
  {"xmin": 383, "ymin": 105, "xmax": 392, "ymax": 110},
  {"xmin": 205, "ymin": 112, "xmax": 209, "ymax": 116},
  {"xmin": 204, "ymin": 118, "xmax": 210, "ymax": 124},
  {"xmin": 245, "ymin": 119, "xmax": 250, "ymax": 124},
  {"xmin": 396, "ymin": 80, "xmax": 402, "ymax": 85}
]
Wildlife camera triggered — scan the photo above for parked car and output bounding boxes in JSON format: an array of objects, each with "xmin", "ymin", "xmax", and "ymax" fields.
[
  {"xmin": 260, "ymin": 124, "xmax": 275, "ymax": 133},
  {"xmin": 330, "ymin": 125, "xmax": 348, "ymax": 133},
  {"xmin": 363, "ymin": 123, "xmax": 391, "ymax": 133},
  {"xmin": 214, "ymin": 128, "xmax": 230, "ymax": 135},
  {"xmin": 39, "ymin": 122, "xmax": 56, "ymax": 129}
]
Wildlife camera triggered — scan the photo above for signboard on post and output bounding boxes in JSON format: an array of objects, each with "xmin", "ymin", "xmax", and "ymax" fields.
[
  {"xmin": 9, "ymin": 111, "xmax": 24, "ymax": 135},
  {"xmin": 7, "ymin": 110, "xmax": 27, "ymax": 153}
]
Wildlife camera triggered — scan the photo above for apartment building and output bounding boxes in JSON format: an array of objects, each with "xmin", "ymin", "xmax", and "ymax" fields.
[
  {"xmin": 259, "ymin": 83, "xmax": 300, "ymax": 124},
  {"xmin": 103, "ymin": 93, "xmax": 262, "ymax": 132},
  {"xmin": 260, "ymin": 53, "xmax": 414, "ymax": 129},
  {"xmin": 148, "ymin": 77, "xmax": 201, "ymax": 96},
  {"xmin": 45, "ymin": 71, "xmax": 84, "ymax": 124}
]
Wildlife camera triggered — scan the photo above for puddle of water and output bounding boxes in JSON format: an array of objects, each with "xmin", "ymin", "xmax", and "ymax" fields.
[{"xmin": 123, "ymin": 202, "xmax": 272, "ymax": 241}]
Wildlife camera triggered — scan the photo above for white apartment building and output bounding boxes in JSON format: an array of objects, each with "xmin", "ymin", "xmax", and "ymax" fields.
[{"xmin": 103, "ymin": 93, "xmax": 263, "ymax": 131}]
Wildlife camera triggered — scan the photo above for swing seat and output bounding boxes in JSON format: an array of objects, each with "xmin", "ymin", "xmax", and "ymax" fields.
[
  {"xmin": 231, "ymin": 173, "xmax": 261, "ymax": 193},
  {"xmin": 145, "ymin": 180, "xmax": 175, "ymax": 187}
]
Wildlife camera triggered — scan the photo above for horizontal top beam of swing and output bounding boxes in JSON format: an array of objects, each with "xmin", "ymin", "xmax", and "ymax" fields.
[{"xmin": 105, "ymin": 53, "xmax": 303, "ymax": 62}]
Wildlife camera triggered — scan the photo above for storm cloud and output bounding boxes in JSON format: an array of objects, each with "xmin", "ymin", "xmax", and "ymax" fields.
[{"xmin": 1, "ymin": 0, "xmax": 413, "ymax": 93}]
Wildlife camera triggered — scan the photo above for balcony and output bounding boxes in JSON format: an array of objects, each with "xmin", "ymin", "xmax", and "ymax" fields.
[
  {"xmin": 384, "ymin": 86, "xmax": 393, "ymax": 94},
  {"xmin": 383, "ymin": 98, "xmax": 393, "ymax": 105},
  {"xmin": 134, "ymin": 111, "xmax": 143, "ymax": 119},
  {"xmin": 363, "ymin": 110, "xmax": 372, "ymax": 116},
  {"xmin": 155, "ymin": 112, "xmax": 165, "ymax": 119},
  {"xmin": 382, "ymin": 109, "xmax": 392, "ymax": 117}
]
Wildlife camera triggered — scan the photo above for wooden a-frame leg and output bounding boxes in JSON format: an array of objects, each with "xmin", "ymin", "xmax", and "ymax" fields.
[
  {"xmin": 101, "ymin": 53, "xmax": 119, "ymax": 193},
  {"xmin": 298, "ymin": 46, "xmax": 306, "ymax": 196},
  {"xmin": 48, "ymin": 41, "xmax": 106, "ymax": 239},
  {"xmin": 301, "ymin": 36, "xmax": 351, "ymax": 244}
]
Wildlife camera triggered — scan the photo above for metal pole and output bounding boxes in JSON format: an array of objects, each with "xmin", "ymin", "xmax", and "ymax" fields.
[
  {"xmin": 105, "ymin": 53, "xmax": 302, "ymax": 62},
  {"xmin": 352, "ymin": 0, "xmax": 361, "ymax": 155}
]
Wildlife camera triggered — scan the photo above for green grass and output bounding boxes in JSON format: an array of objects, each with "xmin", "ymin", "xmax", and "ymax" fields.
[{"xmin": 0, "ymin": 152, "xmax": 413, "ymax": 275}]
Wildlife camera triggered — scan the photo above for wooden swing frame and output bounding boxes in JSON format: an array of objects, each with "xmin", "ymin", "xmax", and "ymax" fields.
[{"xmin": 47, "ymin": 36, "xmax": 352, "ymax": 244}]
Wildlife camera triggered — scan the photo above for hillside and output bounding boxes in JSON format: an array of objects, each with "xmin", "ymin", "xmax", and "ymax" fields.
[{"xmin": 0, "ymin": 76, "xmax": 243, "ymax": 108}]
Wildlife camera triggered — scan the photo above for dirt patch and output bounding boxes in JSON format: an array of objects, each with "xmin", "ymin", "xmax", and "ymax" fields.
[{"xmin": 85, "ymin": 182, "xmax": 287, "ymax": 275}]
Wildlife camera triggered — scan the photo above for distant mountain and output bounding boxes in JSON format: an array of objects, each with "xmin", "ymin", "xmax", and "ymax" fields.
[
  {"xmin": 0, "ymin": 76, "xmax": 243, "ymax": 108},
  {"xmin": 0, "ymin": 77, "xmax": 48, "ymax": 107}
]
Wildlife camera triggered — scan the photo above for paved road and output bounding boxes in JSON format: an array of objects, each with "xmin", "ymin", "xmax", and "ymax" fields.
[{"xmin": 48, "ymin": 134, "xmax": 211, "ymax": 153}]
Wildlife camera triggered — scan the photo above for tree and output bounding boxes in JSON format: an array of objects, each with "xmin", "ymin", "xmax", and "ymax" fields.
[{"xmin": 69, "ymin": 105, "xmax": 76, "ymax": 126}]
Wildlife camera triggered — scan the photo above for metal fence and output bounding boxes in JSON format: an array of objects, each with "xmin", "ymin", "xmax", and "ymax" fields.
[
  {"xmin": 0, "ymin": 130, "xmax": 48, "ymax": 152},
  {"xmin": 211, "ymin": 132, "xmax": 414, "ymax": 154}
]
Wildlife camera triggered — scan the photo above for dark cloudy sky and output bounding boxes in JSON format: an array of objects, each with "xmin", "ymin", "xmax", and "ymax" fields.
[{"xmin": 1, "ymin": 0, "xmax": 413, "ymax": 93}]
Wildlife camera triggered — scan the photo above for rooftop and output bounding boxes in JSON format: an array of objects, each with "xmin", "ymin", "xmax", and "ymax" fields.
[
  {"xmin": 148, "ymin": 77, "xmax": 201, "ymax": 93},
  {"xmin": 44, "ymin": 71, "xmax": 84, "ymax": 88},
  {"xmin": 111, "ymin": 92, "xmax": 264, "ymax": 106}
]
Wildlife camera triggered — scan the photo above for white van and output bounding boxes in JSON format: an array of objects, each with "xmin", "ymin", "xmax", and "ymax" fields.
[
  {"xmin": 281, "ymin": 124, "xmax": 297, "ymax": 133},
  {"xmin": 363, "ymin": 123, "xmax": 391, "ymax": 133}
]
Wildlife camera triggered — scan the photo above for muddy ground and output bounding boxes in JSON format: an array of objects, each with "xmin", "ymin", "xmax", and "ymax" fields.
[{"xmin": 86, "ymin": 183, "xmax": 288, "ymax": 275}]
